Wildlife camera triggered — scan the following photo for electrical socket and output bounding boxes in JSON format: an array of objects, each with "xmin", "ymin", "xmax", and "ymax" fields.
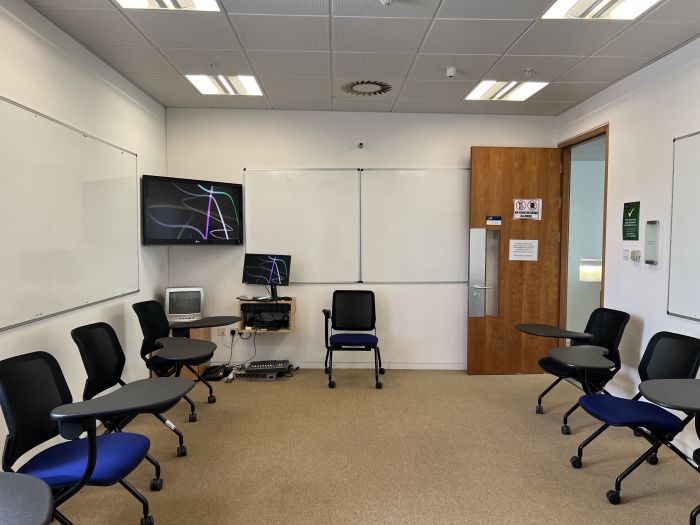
[{"xmin": 217, "ymin": 328, "xmax": 226, "ymax": 337}]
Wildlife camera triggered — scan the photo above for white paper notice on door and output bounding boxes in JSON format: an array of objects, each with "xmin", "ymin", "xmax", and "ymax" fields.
[{"xmin": 509, "ymin": 239, "xmax": 538, "ymax": 261}]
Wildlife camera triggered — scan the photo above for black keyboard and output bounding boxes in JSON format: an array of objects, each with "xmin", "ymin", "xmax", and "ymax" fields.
[{"xmin": 246, "ymin": 360, "xmax": 290, "ymax": 374}]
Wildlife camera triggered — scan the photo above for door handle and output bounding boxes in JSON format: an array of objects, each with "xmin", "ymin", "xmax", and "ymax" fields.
[{"xmin": 473, "ymin": 285, "xmax": 492, "ymax": 290}]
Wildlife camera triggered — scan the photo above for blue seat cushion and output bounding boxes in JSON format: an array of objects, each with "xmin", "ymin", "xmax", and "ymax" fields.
[
  {"xmin": 18, "ymin": 432, "xmax": 149, "ymax": 487},
  {"xmin": 580, "ymin": 394, "xmax": 683, "ymax": 432},
  {"xmin": 330, "ymin": 333, "xmax": 378, "ymax": 347},
  {"xmin": 539, "ymin": 357, "xmax": 577, "ymax": 378}
]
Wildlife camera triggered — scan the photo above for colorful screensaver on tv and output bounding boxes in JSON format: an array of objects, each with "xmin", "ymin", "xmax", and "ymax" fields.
[{"xmin": 142, "ymin": 176, "xmax": 243, "ymax": 244}]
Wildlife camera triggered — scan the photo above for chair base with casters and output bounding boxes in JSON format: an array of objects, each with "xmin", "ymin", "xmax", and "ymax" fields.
[{"xmin": 325, "ymin": 334, "xmax": 385, "ymax": 389}]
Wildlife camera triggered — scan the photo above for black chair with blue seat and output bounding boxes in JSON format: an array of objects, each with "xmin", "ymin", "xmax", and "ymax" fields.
[
  {"xmin": 71, "ymin": 322, "xmax": 194, "ymax": 463},
  {"xmin": 535, "ymin": 307, "xmax": 629, "ymax": 434},
  {"xmin": 0, "ymin": 351, "xmax": 155, "ymax": 525},
  {"xmin": 132, "ymin": 300, "xmax": 215, "ymax": 422},
  {"xmin": 570, "ymin": 331, "xmax": 700, "ymax": 505},
  {"xmin": 323, "ymin": 290, "xmax": 385, "ymax": 389}
]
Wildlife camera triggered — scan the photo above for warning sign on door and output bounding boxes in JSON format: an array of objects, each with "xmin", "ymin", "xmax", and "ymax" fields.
[{"xmin": 513, "ymin": 198, "xmax": 542, "ymax": 220}]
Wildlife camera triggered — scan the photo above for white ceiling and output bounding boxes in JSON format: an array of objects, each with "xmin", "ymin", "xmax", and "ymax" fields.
[{"xmin": 26, "ymin": 0, "xmax": 700, "ymax": 115}]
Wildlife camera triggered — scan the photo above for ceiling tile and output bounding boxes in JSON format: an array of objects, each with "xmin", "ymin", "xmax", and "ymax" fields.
[
  {"xmin": 451, "ymin": 100, "xmax": 518, "ymax": 114},
  {"xmin": 530, "ymin": 82, "xmax": 609, "ymax": 102},
  {"xmin": 510, "ymin": 101, "xmax": 576, "ymax": 116},
  {"xmin": 334, "ymin": 17, "xmax": 431, "ymax": 53},
  {"xmin": 230, "ymin": 15, "xmax": 329, "ymax": 51},
  {"xmin": 37, "ymin": 8, "xmax": 149, "ymax": 46},
  {"xmin": 268, "ymin": 97, "xmax": 332, "ymax": 110},
  {"xmin": 126, "ymin": 73, "xmax": 195, "ymax": 93},
  {"xmin": 508, "ymin": 20, "xmax": 631, "ymax": 56},
  {"xmin": 30, "ymin": 0, "xmax": 114, "ymax": 7},
  {"xmin": 332, "ymin": 98, "xmax": 395, "ymax": 112},
  {"xmin": 332, "ymin": 0, "xmax": 441, "ymax": 18},
  {"xmin": 334, "ymin": 53, "xmax": 414, "ymax": 78},
  {"xmin": 409, "ymin": 54, "xmax": 498, "ymax": 80},
  {"xmin": 333, "ymin": 78, "xmax": 404, "ymax": 98},
  {"xmin": 645, "ymin": 0, "xmax": 700, "ymax": 22},
  {"xmin": 421, "ymin": 19, "xmax": 532, "ymax": 54},
  {"xmin": 248, "ymin": 51, "xmax": 330, "ymax": 77},
  {"xmin": 90, "ymin": 46, "xmax": 176, "ymax": 74},
  {"xmin": 260, "ymin": 77, "xmax": 330, "ymax": 98},
  {"xmin": 557, "ymin": 56, "xmax": 650, "ymax": 82},
  {"xmin": 155, "ymin": 93, "xmax": 211, "ymax": 108},
  {"xmin": 393, "ymin": 98, "xmax": 461, "ymax": 113},
  {"xmin": 486, "ymin": 55, "xmax": 583, "ymax": 82},
  {"xmin": 437, "ymin": 0, "xmax": 553, "ymax": 19},
  {"xmin": 400, "ymin": 80, "xmax": 476, "ymax": 99},
  {"xmin": 160, "ymin": 49, "xmax": 252, "ymax": 74},
  {"xmin": 222, "ymin": 0, "xmax": 329, "ymax": 15},
  {"xmin": 124, "ymin": 11, "xmax": 240, "ymax": 49},
  {"xmin": 594, "ymin": 21, "xmax": 700, "ymax": 58},
  {"xmin": 204, "ymin": 95, "xmax": 272, "ymax": 109}
]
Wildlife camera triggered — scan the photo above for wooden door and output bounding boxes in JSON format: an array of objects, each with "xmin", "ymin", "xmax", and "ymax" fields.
[{"xmin": 468, "ymin": 147, "xmax": 561, "ymax": 374}]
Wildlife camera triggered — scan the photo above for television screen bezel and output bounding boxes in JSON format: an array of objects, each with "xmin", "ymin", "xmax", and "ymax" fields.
[{"xmin": 141, "ymin": 174, "xmax": 244, "ymax": 246}]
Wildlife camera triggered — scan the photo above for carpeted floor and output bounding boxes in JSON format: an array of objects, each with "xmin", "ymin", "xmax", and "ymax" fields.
[{"xmin": 60, "ymin": 370, "xmax": 699, "ymax": 524}]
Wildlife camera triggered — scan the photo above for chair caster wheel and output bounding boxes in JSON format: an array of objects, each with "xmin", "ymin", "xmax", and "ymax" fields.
[
  {"xmin": 141, "ymin": 515, "xmax": 154, "ymax": 525},
  {"xmin": 176, "ymin": 445, "xmax": 187, "ymax": 457},
  {"xmin": 535, "ymin": 405, "xmax": 544, "ymax": 414},
  {"xmin": 606, "ymin": 490, "xmax": 621, "ymax": 505},
  {"xmin": 324, "ymin": 367, "xmax": 330, "ymax": 374},
  {"xmin": 561, "ymin": 424, "xmax": 571, "ymax": 435},
  {"xmin": 647, "ymin": 453, "xmax": 658, "ymax": 465},
  {"xmin": 379, "ymin": 368, "xmax": 385, "ymax": 375},
  {"xmin": 570, "ymin": 456, "xmax": 582, "ymax": 469},
  {"xmin": 328, "ymin": 380, "xmax": 336, "ymax": 388},
  {"xmin": 376, "ymin": 381, "xmax": 383, "ymax": 389},
  {"xmin": 633, "ymin": 429, "xmax": 643, "ymax": 437},
  {"xmin": 189, "ymin": 413, "xmax": 197, "ymax": 422},
  {"xmin": 150, "ymin": 478, "xmax": 163, "ymax": 491},
  {"xmin": 208, "ymin": 395, "xmax": 216, "ymax": 404}
]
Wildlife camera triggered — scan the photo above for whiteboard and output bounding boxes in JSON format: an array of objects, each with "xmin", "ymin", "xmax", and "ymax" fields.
[
  {"xmin": 668, "ymin": 132, "xmax": 700, "ymax": 320},
  {"xmin": 0, "ymin": 97, "xmax": 139, "ymax": 331},
  {"xmin": 244, "ymin": 170, "xmax": 360, "ymax": 283},
  {"xmin": 361, "ymin": 169, "xmax": 469, "ymax": 282}
]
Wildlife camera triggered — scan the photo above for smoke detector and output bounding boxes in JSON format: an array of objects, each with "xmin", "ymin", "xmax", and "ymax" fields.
[
  {"xmin": 341, "ymin": 80, "xmax": 392, "ymax": 96},
  {"xmin": 379, "ymin": 0, "xmax": 393, "ymax": 5}
]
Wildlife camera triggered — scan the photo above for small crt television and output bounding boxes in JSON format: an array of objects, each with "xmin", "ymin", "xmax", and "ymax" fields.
[{"xmin": 165, "ymin": 287, "xmax": 203, "ymax": 322}]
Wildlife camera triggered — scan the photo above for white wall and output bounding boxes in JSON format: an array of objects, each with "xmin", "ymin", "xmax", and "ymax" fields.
[
  {"xmin": 0, "ymin": 0, "xmax": 167, "ymax": 450},
  {"xmin": 558, "ymin": 36, "xmax": 700, "ymax": 453},
  {"xmin": 166, "ymin": 109, "xmax": 557, "ymax": 369}
]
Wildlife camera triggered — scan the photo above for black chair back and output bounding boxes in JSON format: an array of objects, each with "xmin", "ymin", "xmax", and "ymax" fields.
[
  {"xmin": 639, "ymin": 331, "xmax": 700, "ymax": 382},
  {"xmin": 575, "ymin": 307, "xmax": 630, "ymax": 369},
  {"xmin": 71, "ymin": 322, "xmax": 126, "ymax": 401},
  {"xmin": 0, "ymin": 352, "xmax": 72, "ymax": 469},
  {"xmin": 132, "ymin": 300, "xmax": 170, "ymax": 360},
  {"xmin": 332, "ymin": 290, "xmax": 376, "ymax": 331}
]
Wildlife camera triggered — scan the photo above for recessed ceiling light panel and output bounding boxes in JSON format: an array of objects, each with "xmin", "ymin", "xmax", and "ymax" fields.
[
  {"xmin": 116, "ymin": 0, "xmax": 219, "ymax": 11},
  {"xmin": 186, "ymin": 75, "xmax": 264, "ymax": 96},
  {"xmin": 466, "ymin": 81, "xmax": 548, "ymax": 101},
  {"xmin": 542, "ymin": 0, "xmax": 662, "ymax": 20}
]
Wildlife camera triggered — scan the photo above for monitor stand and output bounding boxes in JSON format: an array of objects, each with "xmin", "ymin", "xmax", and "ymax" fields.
[{"xmin": 257, "ymin": 284, "xmax": 278, "ymax": 302}]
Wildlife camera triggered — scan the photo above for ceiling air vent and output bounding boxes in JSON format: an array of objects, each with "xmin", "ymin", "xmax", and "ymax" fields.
[{"xmin": 341, "ymin": 81, "xmax": 392, "ymax": 96}]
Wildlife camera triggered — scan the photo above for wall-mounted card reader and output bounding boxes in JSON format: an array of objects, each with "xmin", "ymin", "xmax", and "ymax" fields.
[{"xmin": 645, "ymin": 220, "xmax": 659, "ymax": 265}]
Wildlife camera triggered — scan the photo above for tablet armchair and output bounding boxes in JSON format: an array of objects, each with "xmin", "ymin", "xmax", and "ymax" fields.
[{"xmin": 0, "ymin": 352, "xmax": 155, "ymax": 525}]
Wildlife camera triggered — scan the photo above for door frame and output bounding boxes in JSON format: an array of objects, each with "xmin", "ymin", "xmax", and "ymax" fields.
[{"xmin": 557, "ymin": 124, "xmax": 609, "ymax": 328}]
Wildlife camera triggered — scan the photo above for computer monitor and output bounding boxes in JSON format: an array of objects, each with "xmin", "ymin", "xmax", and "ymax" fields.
[
  {"xmin": 242, "ymin": 254, "xmax": 291, "ymax": 299},
  {"xmin": 164, "ymin": 287, "xmax": 203, "ymax": 322}
]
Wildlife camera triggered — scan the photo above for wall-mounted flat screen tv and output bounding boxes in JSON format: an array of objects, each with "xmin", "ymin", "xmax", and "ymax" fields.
[{"xmin": 142, "ymin": 175, "xmax": 243, "ymax": 245}]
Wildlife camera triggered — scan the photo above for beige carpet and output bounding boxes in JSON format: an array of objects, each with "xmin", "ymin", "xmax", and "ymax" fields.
[{"xmin": 60, "ymin": 370, "xmax": 699, "ymax": 524}]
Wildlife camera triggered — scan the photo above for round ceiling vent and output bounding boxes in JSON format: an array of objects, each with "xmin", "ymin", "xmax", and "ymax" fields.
[{"xmin": 341, "ymin": 80, "xmax": 392, "ymax": 96}]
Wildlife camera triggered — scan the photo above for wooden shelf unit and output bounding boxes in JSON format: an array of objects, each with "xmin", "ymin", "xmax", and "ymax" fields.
[{"xmin": 236, "ymin": 298, "xmax": 295, "ymax": 334}]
